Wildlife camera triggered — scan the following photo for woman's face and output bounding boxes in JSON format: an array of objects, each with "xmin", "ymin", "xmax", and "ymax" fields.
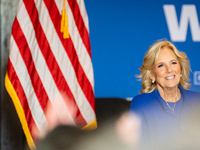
[{"xmin": 151, "ymin": 47, "xmax": 181, "ymax": 90}]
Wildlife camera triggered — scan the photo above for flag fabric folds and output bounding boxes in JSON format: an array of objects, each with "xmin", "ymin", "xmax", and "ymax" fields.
[{"xmin": 5, "ymin": 0, "xmax": 96, "ymax": 148}]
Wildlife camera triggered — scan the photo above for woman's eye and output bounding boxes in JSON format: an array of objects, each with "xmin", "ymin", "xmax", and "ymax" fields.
[
  {"xmin": 158, "ymin": 64, "xmax": 163, "ymax": 68},
  {"xmin": 172, "ymin": 62, "xmax": 177, "ymax": 65}
]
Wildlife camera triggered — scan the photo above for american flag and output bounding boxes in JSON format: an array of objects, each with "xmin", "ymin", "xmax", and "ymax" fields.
[{"xmin": 5, "ymin": 0, "xmax": 96, "ymax": 148}]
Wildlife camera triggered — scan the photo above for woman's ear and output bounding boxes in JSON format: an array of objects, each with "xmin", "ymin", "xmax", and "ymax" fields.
[{"xmin": 149, "ymin": 71, "xmax": 155, "ymax": 81}]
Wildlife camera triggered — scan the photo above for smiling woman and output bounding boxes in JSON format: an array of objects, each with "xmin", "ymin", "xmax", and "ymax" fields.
[
  {"xmin": 130, "ymin": 40, "xmax": 200, "ymax": 150},
  {"xmin": 151, "ymin": 47, "xmax": 181, "ymax": 102},
  {"xmin": 137, "ymin": 40, "xmax": 191, "ymax": 94}
]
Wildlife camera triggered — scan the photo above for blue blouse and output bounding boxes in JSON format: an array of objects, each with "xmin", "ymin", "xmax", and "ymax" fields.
[{"xmin": 130, "ymin": 86, "xmax": 200, "ymax": 150}]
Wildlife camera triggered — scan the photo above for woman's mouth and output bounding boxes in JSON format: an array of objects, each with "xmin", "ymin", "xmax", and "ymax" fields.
[{"xmin": 165, "ymin": 75, "xmax": 175, "ymax": 80}]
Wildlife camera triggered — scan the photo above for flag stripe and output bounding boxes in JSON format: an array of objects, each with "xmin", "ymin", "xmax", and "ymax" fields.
[
  {"xmin": 67, "ymin": 0, "xmax": 92, "ymax": 57},
  {"xmin": 13, "ymin": 24, "xmax": 49, "ymax": 112},
  {"xmin": 12, "ymin": 17, "xmax": 49, "ymax": 130},
  {"xmin": 76, "ymin": 0, "xmax": 89, "ymax": 31},
  {"xmin": 15, "ymin": 0, "xmax": 67, "ymax": 132},
  {"xmin": 9, "ymin": 33, "xmax": 47, "ymax": 131},
  {"xmin": 54, "ymin": 0, "xmax": 94, "ymax": 88},
  {"xmin": 43, "ymin": 0, "xmax": 96, "ymax": 122},
  {"xmin": 6, "ymin": 0, "xmax": 96, "ymax": 146},
  {"xmin": 23, "ymin": 0, "xmax": 85, "ymax": 125},
  {"xmin": 7, "ymin": 59, "xmax": 34, "ymax": 131},
  {"xmin": 5, "ymin": 73, "xmax": 35, "ymax": 148},
  {"xmin": 66, "ymin": 0, "xmax": 96, "ymax": 113},
  {"xmin": 23, "ymin": 0, "xmax": 87, "ymax": 126},
  {"xmin": 18, "ymin": 0, "xmax": 76, "ymax": 127},
  {"xmin": 45, "ymin": 0, "xmax": 95, "ymax": 109},
  {"xmin": 67, "ymin": 0, "xmax": 94, "ymax": 88},
  {"xmin": 7, "ymin": 59, "xmax": 37, "ymax": 144}
]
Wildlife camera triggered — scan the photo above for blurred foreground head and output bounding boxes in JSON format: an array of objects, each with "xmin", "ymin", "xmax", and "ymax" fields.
[
  {"xmin": 35, "ymin": 112, "xmax": 141, "ymax": 150},
  {"xmin": 32, "ymin": 94, "xmax": 78, "ymax": 141}
]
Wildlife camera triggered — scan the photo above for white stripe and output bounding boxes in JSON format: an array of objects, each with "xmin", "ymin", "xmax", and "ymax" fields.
[
  {"xmin": 36, "ymin": 0, "xmax": 95, "ymax": 123},
  {"xmin": 67, "ymin": 0, "xmax": 94, "ymax": 89},
  {"xmin": 9, "ymin": 35, "xmax": 48, "ymax": 131},
  {"xmin": 55, "ymin": 0, "xmax": 94, "ymax": 89},
  {"xmin": 77, "ymin": 0, "xmax": 89, "ymax": 32},
  {"xmin": 17, "ymin": 0, "xmax": 75, "ymax": 126}
]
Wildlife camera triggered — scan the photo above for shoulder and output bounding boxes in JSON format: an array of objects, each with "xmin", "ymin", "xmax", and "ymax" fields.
[
  {"xmin": 130, "ymin": 92, "xmax": 153, "ymax": 111},
  {"xmin": 181, "ymin": 88, "xmax": 200, "ymax": 99},
  {"xmin": 180, "ymin": 87, "xmax": 200, "ymax": 104},
  {"xmin": 131, "ymin": 93, "xmax": 151, "ymax": 103},
  {"xmin": 180, "ymin": 88, "xmax": 200, "ymax": 114}
]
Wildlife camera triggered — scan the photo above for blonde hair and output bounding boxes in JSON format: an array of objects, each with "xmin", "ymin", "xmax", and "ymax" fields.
[{"xmin": 137, "ymin": 40, "xmax": 191, "ymax": 93}]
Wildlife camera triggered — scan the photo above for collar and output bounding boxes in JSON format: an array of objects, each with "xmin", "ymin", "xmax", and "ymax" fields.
[{"xmin": 151, "ymin": 85, "xmax": 184, "ymax": 115}]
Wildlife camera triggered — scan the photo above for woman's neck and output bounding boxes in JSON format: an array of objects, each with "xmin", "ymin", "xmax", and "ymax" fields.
[{"xmin": 157, "ymin": 86, "xmax": 181, "ymax": 102}]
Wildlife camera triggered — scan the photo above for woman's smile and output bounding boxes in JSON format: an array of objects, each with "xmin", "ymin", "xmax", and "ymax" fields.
[{"xmin": 165, "ymin": 75, "xmax": 175, "ymax": 80}]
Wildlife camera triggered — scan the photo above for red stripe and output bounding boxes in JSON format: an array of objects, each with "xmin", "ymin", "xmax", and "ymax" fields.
[
  {"xmin": 7, "ymin": 59, "xmax": 35, "ymax": 133},
  {"xmin": 43, "ymin": 0, "xmax": 95, "ymax": 112},
  {"xmin": 67, "ymin": 0, "xmax": 92, "ymax": 57},
  {"xmin": 12, "ymin": 18, "xmax": 49, "ymax": 113},
  {"xmin": 23, "ymin": 0, "xmax": 87, "ymax": 127}
]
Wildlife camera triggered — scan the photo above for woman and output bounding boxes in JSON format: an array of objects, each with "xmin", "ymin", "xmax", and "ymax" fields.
[{"xmin": 130, "ymin": 40, "xmax": 200, "ymax": 150}]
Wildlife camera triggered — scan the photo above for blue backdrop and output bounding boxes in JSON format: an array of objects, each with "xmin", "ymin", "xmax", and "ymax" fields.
[{"xmin": 84, "ymin": 0, "xmax": 200, "ymax": 98}]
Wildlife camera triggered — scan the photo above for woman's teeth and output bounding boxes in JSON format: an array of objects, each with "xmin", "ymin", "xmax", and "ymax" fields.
[{"xmin": 166, "ymin": 75, "xmax": 175, "ymax": 79}]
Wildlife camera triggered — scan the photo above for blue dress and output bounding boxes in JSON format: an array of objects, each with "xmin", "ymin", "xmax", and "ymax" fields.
[{"xmin": 130, "ymin": 86, "xmax": 200, "ymax": 150}]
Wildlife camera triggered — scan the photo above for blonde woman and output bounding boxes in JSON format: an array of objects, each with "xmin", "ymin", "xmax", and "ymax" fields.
[{"xmin": 130, "ymin": 40, "xmax": 200, "ymax": 149}]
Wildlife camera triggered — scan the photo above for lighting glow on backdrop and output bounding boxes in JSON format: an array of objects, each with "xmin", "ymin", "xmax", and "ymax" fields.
[{"xmin": 84, "ymin": 0, "xmax": 200, "ymax": 98}]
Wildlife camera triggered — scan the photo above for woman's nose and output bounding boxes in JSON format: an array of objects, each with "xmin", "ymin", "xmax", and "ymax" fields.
[{"xmin": 166, "ymin": 65, "xmax": 173, "ymax": 73}]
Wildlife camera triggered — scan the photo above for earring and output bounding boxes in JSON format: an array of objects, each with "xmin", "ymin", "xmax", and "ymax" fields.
[
  {"xmin": 152, "ymin": 80, "xmax": 155, "ymax": 83},
  {"xmin": 180, "ymin": 74, "xmax": 182, "ymax": 77}
]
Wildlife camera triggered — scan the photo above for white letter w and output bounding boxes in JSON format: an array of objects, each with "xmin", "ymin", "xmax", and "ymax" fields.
[{"xmin": 163, "ymin": 5, "xmax": 200, "ymax": 42}]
